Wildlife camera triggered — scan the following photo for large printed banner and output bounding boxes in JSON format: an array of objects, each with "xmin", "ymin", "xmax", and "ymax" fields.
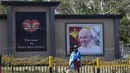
[
  {"xmin": 66, "ymin": 23, "xmax": 104, "ymax": 55},
  {"xmin": 16, "ymin": 12, "xmax": 46, "ymax": 52}
]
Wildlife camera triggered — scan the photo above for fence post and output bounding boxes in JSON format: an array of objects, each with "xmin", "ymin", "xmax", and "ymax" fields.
[
  {"xmin": 129, "ymin": 60, "xmax": 130, "ymax": 72},
  {"xmin": 0, "ymin": 55, "xmax": 1, "ymax": 73},
  {"xmin": 96, "ymin": 58, "xmax": 100, "ymax": 73},
  {"xmin": 49, "ymin": 56, "xmax": 53, "ymax": 73}
]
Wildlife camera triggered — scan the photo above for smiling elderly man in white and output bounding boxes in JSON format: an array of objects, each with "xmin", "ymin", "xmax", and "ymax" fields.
[{"xmin": 78, "ymin": 28, "xmax": 101, "ymax": 55}]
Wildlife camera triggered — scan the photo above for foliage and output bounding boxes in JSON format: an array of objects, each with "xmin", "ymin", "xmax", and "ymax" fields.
[
  {"xmin": 0, "ymin": 1, "xmax": 7, "ymax": 14},
  {"xmin": 123, "ymin": 54, "xmax": 130, "ymax": 60},
  {"xmin": 120, "ymin": 16, "xmax": 130, "ymax": 43},
  {"xmin": 55, "ymin": 0, "xmax": 129, "ymax": 14},
  {"xmin": 2, "ymin": 55, "xmax": 49, "ymax": 65}
]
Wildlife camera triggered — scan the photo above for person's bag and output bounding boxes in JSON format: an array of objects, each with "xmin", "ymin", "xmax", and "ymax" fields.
[{"xmin": 74, "ymin": 60, "xmax": 80, "ymax": 69}]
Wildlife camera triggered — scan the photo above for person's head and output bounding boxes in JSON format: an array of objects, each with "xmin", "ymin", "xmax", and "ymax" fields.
[
  {"xmin": 69, "ymin": 45, "xmax": 78, "ymax": 53},
  {"xmin": 73, "ymin": 45, "xmax": 78, "ymax": 51},
  {"xmin": 78, "ymin": 28, "xmax": 93, "ymax": 47}
]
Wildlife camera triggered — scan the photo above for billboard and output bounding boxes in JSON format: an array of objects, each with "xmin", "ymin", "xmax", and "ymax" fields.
[{"xmin": 16, "ymin": 12, "xmax": 46, "ymax": 52}]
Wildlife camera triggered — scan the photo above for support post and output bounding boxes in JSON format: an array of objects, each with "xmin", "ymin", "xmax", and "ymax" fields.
[
  {"xmin": 49, "ymin": 56, "xmax": 53, "ymax": 73},
  {"xmin": 96, "ymin": 58, "xmax": 100, "ymax": 73}
]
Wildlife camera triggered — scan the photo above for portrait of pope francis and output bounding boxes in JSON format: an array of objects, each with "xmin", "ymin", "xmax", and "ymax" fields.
[{"xmin": 67, "ymin": 24, "xmax": 103, "ymax": 55}]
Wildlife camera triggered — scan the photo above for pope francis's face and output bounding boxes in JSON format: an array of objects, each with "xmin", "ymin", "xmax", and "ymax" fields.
[{"xmin": 78, "ymin": 28, "xmax": 92, "ymax": 47}]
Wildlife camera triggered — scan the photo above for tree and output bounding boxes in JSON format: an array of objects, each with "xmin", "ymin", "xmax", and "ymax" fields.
[
  {"xmin": 0, "ymin": 1, "xmax": 7, "ymax": 14},
  {"xmin": 120, "ymin": 16, "xmax": 130, "ymax": 44},
  {"xmin": 56, "ymin": 0, "xmax": 130, "ymax": 14}
]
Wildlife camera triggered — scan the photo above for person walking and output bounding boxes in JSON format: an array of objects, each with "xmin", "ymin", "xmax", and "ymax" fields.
[{"xmin": 66, "ymin": 45, "xmax": 80, "ymax": 73}]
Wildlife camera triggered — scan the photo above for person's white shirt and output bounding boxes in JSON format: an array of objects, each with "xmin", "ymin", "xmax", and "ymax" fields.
[{"xmin": 78, "ymin": 40, "xmax": 101, "ymax": 55}]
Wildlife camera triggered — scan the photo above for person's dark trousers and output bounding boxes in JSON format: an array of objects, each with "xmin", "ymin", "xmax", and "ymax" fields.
[{"xmin": 77, "ymin": 69, "xmax": 80, "ymax": 73}]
